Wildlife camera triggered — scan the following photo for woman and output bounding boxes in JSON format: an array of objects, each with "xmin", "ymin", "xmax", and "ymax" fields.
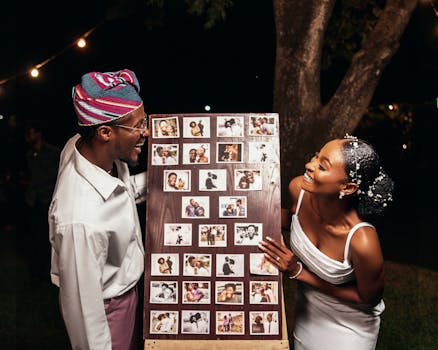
[{"xmin": 259, "ymin": 135, "xmax": 394, "ymax": 350}]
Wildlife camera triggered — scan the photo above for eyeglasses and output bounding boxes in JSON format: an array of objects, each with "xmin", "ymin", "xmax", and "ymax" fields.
[{"xmin": 114, "ymin": 116, "xmax": 148, "ymax": 132}]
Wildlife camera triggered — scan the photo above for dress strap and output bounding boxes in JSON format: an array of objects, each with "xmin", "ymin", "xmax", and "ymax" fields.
[
  {"xmin": 343, "ymin": 222, "xmax": 375, "ymax": 262},
  {"xmin": 295, "ymin": 189, "xmax": 305, "ymax": 216}
]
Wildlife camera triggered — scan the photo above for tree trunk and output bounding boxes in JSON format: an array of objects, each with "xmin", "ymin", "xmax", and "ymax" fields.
[{"xmin": 273, "ymin": 0, "xmax": 418, "ymax": 208}]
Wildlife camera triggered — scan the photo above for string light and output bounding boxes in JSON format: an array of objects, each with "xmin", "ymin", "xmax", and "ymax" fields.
[
  {"xmin": 0, "ymin": 24, "xmax": 101, "ymax": 86},
  {"xmin": 77, "ymin": 38, "xmax": 87, "ymax": 48},
  {"xmin": 30, "ymin": 68, "xmax": 39, "ymax": 78}
]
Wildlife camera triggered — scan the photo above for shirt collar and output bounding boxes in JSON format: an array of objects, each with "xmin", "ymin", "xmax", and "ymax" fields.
[{"xmin": 73, "ymin": 138, "xmax": 127, "ymax": 201}]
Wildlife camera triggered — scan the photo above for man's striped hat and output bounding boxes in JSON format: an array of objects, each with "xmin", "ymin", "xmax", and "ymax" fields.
[{"xmin": 72, "ymin": 69, "xmax": 143, "ymax": 126}]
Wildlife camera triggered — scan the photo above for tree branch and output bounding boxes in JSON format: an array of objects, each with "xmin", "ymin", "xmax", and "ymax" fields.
[{"xmin": 325, "ymin": 0, "xmax": 418, "ymax": 136}]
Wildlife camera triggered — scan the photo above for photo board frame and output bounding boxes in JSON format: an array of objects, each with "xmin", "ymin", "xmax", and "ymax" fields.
[{"xmin": 144, "ymin": 113, "xmax": 287, "ymax": 348}]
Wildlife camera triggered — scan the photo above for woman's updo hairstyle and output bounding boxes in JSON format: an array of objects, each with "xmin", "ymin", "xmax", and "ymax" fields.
[{"xmin": 341, "ymin": 135, "xmax": 394, "ymax": 218}]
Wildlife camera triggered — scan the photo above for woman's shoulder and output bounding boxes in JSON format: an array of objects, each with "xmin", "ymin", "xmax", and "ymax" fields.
[
  {"xmin": 348, "ymin": 223, "xmax": 381, "ymax": 258},
  {"xmin": 289, "ymin": 176, "xmax": 304, "ymax": 210}
]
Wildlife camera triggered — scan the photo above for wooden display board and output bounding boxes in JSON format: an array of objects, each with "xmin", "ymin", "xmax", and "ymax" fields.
[{"xmin": 143, "ymin": 113, "xmax": 288, "ymax": 348}]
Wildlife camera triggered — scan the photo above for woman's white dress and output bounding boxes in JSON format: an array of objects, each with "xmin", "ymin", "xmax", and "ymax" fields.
[{"xmin": 290, "ymin": 190, "xmax": 385, "ymax": 350}]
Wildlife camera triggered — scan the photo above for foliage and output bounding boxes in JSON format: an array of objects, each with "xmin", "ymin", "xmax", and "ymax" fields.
[
  {"xmin": 185, "ymin": 0, "xmax": 234, "ymax": 29},
  {"xmin": 322, "ymin": 0, "xmax": 385, "ymax": 70}
]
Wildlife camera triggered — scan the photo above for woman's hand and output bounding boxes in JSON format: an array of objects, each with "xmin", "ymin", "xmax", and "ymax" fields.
[{"xmin": 258, "ymin": 236, "xmax": 300, "ymax": 275}]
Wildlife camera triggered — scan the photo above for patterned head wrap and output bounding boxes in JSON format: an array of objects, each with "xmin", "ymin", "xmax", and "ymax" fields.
[{"xmin": 72, "ymin": 69, "xmax": 143, "ymax": 126}]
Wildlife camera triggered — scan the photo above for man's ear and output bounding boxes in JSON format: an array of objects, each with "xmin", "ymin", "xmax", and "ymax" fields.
[
  {"xmin": 340, "ymin": 182, "xmax": 358, "ymax": 196},
  {"xmin": 95, "ymin": 125, "xmax": 113, "ymax": 142}
]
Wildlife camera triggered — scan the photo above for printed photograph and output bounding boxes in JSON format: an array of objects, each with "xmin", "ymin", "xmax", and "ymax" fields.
[
  {"xmin": 216, "ymin": 311, "xmax": 244, "ymax": 335},
  {"xmin": 216, "ymin": 254, "xmax": 245, "ymax": 277},
  {"xmin": 182, "ymin": 281, "xmax": 211, "ymax": 304},
  {"xmin": 183, "ymin": 254, "xmax": 212, "ymax": 277},
  {"xmin": 163, "ymin": 223, "xmax": 192, "ymax": 246},
  {"xmin": 183, "ymin": 117, "xmax": 210, "ymax": 138},
  {"xmin": 248, "ymin": 115, "xmax": 276, "ymax": 136},
  {"xmin": 249, "ymin": 311, "xmax": 279, "ymax": 335},
  {"xmin": 151, "ymin": 144, "xmax": 179, "ymax": 166},
  {"xmin": 250, "ymin": 253, "xmax": 279, "ymax": 276},
  {"xmin": 247, "ymin": 142, "xmax": 279, "ymax": 164},
  {"xmin": 198, "ymin": 224, "xmax": 227, "ymax": 247},
  {"xmin": 234, "ymin": 169, "xmax": 262, "ymax": 190},
  {"xmin": 181, "ymin": 196, "xmax": 209, "ymax": 219},
  {"xmin": 150, "ymin": 310, "xmax": 178, "ymax": 334},
  {"xmin": 150, "ymin": 253, "xmax": 179, "ymax": 276},
  {"xmin": 234, "ymin": 223, "xmax": 262, "ymax": 246},
  {"xmin": 249, "ymin": 281, "xmax": 278, "ymax": 304},
  {"xmin": 163, "ymin": 170, "xmax": 191, "ymax": 191},
  {"xmin": 152, "ymin": 116, "xmax": 180, "ymax": 138},
  {"xmin": 182, "ymin": 143, "xmax": 210, "ymax": 164},
  {"xmin": 216, "ymin": 142, "xmax": 243, "ymax": 163},
  {"xmin": 216, "ymin": 116, "xmax": 244, "ymax": 137},
  {"xmin": 219, "ymin": 196, "xmax": 247, "ymax": 218},
  {"xmin": 215, "ymin": 281, "xmax": 244, "ymax": 305},
  {"xmin": 181, "ymin": 311, "xmax": 210, "ymax": 334},
  {"xmin": 150, "ymin": 281, "xmax": 178, "ymax": 304},
  {"xmin": 198, "ymin": 169, "xmax": 227, "ymax": 191}
]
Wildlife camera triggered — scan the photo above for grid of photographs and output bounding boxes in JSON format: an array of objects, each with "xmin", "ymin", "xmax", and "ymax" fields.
[{"xmin": 146, "ymin": 114, "xmax": 282, "ymax": 339}]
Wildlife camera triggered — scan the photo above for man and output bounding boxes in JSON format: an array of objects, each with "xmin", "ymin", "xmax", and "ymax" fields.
[
  {"xmin": 49, "ymin": 69, "xmax": 148, "ymax": 350},
  {"xmin": 24, "ymin": 120, "xmax": 60, "ymax": 284},
  {"xmin": 166, "ymin": 172, "xmax": 178, "ymax": 190}
]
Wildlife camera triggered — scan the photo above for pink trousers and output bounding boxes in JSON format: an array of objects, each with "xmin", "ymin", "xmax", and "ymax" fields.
[{"xmin": 104, "ymin": 286, "xmax": 139, "ymax": 350}]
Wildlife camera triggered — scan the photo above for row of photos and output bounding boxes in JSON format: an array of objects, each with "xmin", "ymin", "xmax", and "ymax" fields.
[
  {"xmin": 148, "ymin": 115, "xmax": 281, "ymax": 337},
  {"xmin": 150, "ymin": 309, "xmax": 280, "ymax": 336}
]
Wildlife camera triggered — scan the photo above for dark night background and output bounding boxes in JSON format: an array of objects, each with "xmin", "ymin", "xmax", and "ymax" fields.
[{"xmin": 1, "ymin": 0, "xmax": 437, "ymax": 348}]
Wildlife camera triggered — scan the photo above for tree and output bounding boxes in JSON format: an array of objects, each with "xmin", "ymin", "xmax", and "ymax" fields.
[{"xmin": 273, "ymin": 0, "xmax": 417, "ymax": 206}]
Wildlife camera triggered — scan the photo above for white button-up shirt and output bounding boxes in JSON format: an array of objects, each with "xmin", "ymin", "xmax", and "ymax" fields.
[{"xmin": 49, "ymin": 134, "xmax": 147, "ymax": 350}]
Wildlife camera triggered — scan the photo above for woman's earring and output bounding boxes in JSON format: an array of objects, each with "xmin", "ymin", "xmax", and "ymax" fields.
[{"xmin": 339, "ymin": 191, "xmax": 345, "ymax": 199}]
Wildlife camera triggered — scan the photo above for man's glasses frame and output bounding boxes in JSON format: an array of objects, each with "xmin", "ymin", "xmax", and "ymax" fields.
[{"xmin": 113, "ymin": 116, "xmax": 148, "ymax": 132}]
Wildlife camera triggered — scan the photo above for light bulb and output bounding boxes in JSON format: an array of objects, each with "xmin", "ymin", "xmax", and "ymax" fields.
[
  {"xmin": 77, "ymin": 38, "xmax": 86, "ymax": 48},
  {"xmin": 30, "ymin": 68, "xmax": 39, "ymax": 78}
]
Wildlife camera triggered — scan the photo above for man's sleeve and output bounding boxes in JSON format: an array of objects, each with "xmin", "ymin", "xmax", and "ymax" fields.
[
  {"xmin": 57, "ymin": 223, "xmax": 111, "ymax": 350},
  {"xmin": 130, "ymin": 171, "xmax": 147, "ymax": 203}
]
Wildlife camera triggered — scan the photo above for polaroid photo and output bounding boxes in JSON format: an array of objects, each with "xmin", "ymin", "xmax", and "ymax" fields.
[
  {"xmin": 216, "ymin": 254, "xmax": 244, "ymax": 277},
  {"xmin": 198, "ymin": 169, "xmax": 227, "ymax": 191},
  {"xmin": 181, "ymin": 196, "xmax": 209, "ymax": 219},
  {"xmin": 216, "ymin": 142, "xmax": 243, "ymax": 163},
  {"xmin": 182, "ymin": 281, "xmax": 211, "ymax": 304},
  {"xmin": 215, "ymin": 281, "xmax": 244, "ymax": 305},
  {"xmin": 181, "ymin": 310, "xmax": 210, "ymax": 334},
  {"xmin": 150, "ymin": 310, "xmax": 178, "ymax": 334},
  {"xmin": 151, "ymin": 253, "xmax": 179, "ymax": 276},
  {"xmin": 234, "ymin": 169, "xmax": 262, "ymax": 191},
  {"xmin": 182, "ymin": 143, "xmax": 210, "ymax": 164},
  {"xmin": 249, "ymin": 281, "xmax": 278, "ymax": 304},
  {"xmin": 219, "ymin": 196, "xmax": 247, "ymax": 218},
  {"xmin": 198, "ymin": 224, "xmax": 227, "ymax": 247},
  {"xmin": 163, "ymin": 170, "xmax": 191, "ymax": 192},
  {"xmin": 249, "ymin": 311, "xmax": 279, "ymax": 335},
  {"xmin": 250, "ymin": 253, "xmax": 279, "ymax": 276},
  {"xmin": 216, "ymin": 311, "xmax": 245, "ymax": 335},
  {"xmin": 216, "ymin": 116, "xmax": 244, "ymax": 137},
  {"xmin": 234, "ymin": 223, "xmax": 262, "ymax": 246},
  {"xmin": 248, "ymin": 115, "xmax": 276, "ymax": 136},
  {"xmin": 247, "ymin": 141, "xmax": 279, "ymax": 164},
  {"xmin": 152, "ymin": 116, "xmax": 180, "ymax": 138},
  {"xmin": 150, "ymin": 281, "xmax": 178, "ymax": 304},
  {"xmin": 151, "ymin": 144, "xmax": 179, "ymax": 166},
  {"xmin": 163, "ymin": 223, "xmax": 192, "ymax": 246},
  {"xmin": 182, "ymin": 117, "xmax": 211, "ymax": 138},
  {"xmin": 183, "ymin": 254, "xmax": 212, "ymax": 277}
]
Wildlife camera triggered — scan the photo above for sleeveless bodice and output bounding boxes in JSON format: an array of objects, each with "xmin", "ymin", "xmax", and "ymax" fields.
[{"xmin": 289, "ymin": 190, "xmax": 374, "ymax": 285}]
